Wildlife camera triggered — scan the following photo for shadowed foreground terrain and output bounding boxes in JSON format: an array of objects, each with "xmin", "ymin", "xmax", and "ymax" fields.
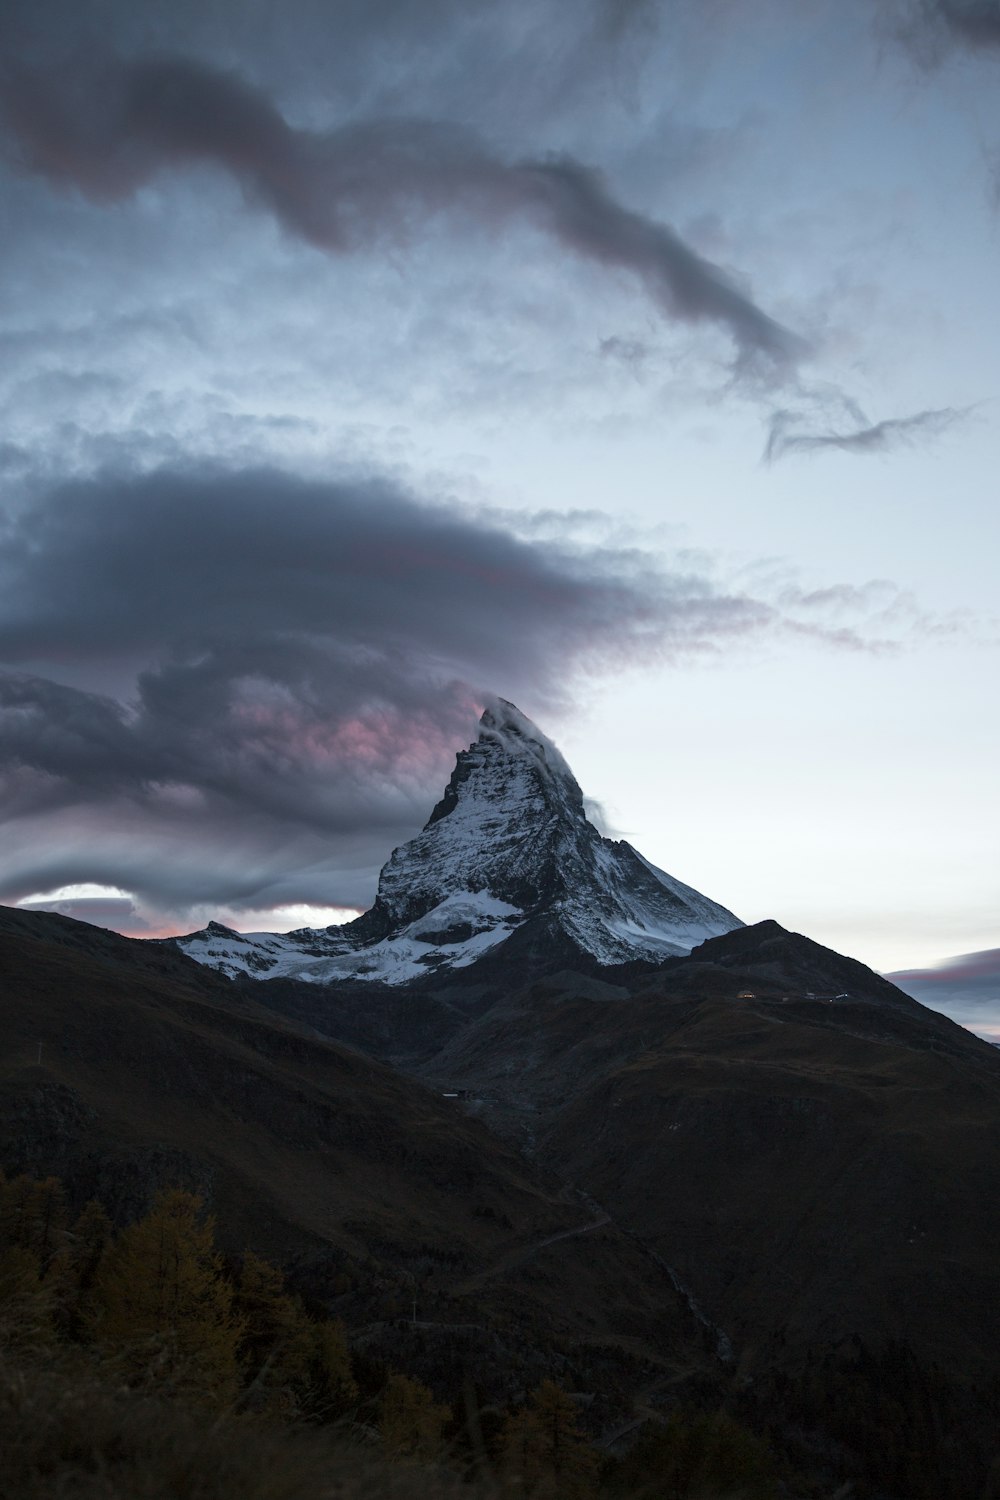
[
  {"xmin": 0, "ymin": 904, "xmax": 711, "ymax": 1422},
  {"xmin": 0, "ymin": 1350, "xmax": 480, "ymax": 1500},
  {"xmin": 3, "ymin": 902, "xmax": 1000, "ymax": 1497}
]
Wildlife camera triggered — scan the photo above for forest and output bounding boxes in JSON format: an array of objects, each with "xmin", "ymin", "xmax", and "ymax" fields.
[
  {"xmin": 0, "ymin": 1167, "xmax": 791, "ymax": 1499},
  {"xmin": 5, "ymin": 1167, "xmax": 998, "ymax": 1498}
]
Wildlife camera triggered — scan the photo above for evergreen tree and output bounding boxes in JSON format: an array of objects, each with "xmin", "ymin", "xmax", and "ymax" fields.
[
  {"xmin": 0, "ymin": 1242, "xmax": 54, "ymax": 1350},
  {"xmin": 233, "ymin": 1251, "xmax": 313, "ymax": 1416},
  {"xmin": 379, "ymin": 1372, "xmax": 451, "ymax": 1464},
  {"xmin": 0, "ymin": 1173, "xmax": 68, "ymax": 1346},
  {"xmin": 69, "ymin": 1199, "xmax": 112, "ymax": 1294},
  {"xmin": 87, "ymin": 1189, "xmax": 241, "ymax": 1405},
  {"xmin": 609, "ymin": 1409, "xmax": 777, "ymax": 1500},
  {"xmin": 500, "ymin": 1380, "xmax": 599, "ymax": 1499},
  {"xmin": 303, "ymin": 1317, "xmax": 358, "ymax": 1422},
  {"xmin": 0, "ymin": 1174, "xmax": 68, "ymax": 1267}
]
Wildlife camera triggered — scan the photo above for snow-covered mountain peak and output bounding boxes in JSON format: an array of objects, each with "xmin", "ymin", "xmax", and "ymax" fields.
[
  {"xmin": 424, "ymin": 699, "xmax": 582, "ymax": 833},
  {"xmin": 477, "ymin": 697, "xmax": 577, "ymax": 787},
  {"xmin": 376, "ymin": 702, "xmax": 586, "ymax": 932},
  {"xmin": 175, "ymin": 701, "xmax": 743, "ymax": 984}
]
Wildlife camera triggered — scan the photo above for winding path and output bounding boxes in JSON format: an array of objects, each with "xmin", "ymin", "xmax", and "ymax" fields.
[{"xmin": 455, "ymin": 1214, "xmax": 611, "ymax": 1294}]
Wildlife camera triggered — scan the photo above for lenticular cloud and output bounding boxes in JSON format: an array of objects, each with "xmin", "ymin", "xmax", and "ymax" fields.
[{"xmin": 0, "ymin": 462, "xmax": 951, "ymax": 923}]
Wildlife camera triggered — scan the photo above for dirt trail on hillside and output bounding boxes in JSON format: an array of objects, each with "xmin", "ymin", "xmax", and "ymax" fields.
[{"xmin": 455, "ymin": 1215, "xmax": 611, "ymax": 1294}]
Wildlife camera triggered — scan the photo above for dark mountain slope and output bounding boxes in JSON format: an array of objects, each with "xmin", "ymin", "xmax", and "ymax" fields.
[
  {"xmin": 0, "ymin": 903, "xmax": 712, "ymax": 1408},
  {"xmin": 409, "ymin": 922, "xmax": 1000, "ymax": 1382},
  {"xmin": 546, "ymin": 996, "xmax": 1000, "ymax": 1377},
  {"xmin": 4, "ymin": 899, "xmax": 1000, "ymax": 1493}
]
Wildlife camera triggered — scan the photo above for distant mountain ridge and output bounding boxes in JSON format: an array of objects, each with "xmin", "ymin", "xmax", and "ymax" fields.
[{"xmin": 176, "ymin": 700, "xmax": 742, "ymax": 984}]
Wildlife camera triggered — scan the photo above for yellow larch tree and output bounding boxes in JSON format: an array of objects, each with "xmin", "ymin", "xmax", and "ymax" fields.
[
  {"xmin": 380, "ymin": 1371, "xmax": 452, "ymax": 1464},
  {"xmin": 87, "ymin": 1188, "xmax": 242, "ymax": 1406},
  {"xmin": 501, "ymin": 1379, "xmax": 599, "ymax": 1498}
]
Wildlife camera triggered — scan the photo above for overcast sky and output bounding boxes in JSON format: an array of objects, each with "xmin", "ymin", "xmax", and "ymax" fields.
[{"xmin": 0, "ymin": 0, "xmax": 997, "ymax": 1021}]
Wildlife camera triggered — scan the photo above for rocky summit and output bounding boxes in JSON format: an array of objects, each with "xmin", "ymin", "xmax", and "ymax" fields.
[{"xmin": 176, "ymin": 699, "xmax": 742, "ymax": 984}]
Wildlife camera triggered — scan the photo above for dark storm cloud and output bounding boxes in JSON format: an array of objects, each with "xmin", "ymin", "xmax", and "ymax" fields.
[
  {"xmin": 884, "ymin": 0, "xmax": 1000, "ymax": 66},
  {"xmin": 0, "ymin": 461, "xmax": 924, "ymax": 919},
  {"xmin": 1, "ymin": 464, "xmax": 686, "ymax": 848},
  {"xmin": 909, "ymin": 1, "xmax": 1000, "ymax": 49},
  {"xmin": 0, "ymin": 53, "xmax": 803, "ymax": 369},
  {"xmin": 937, "ymin": 2, "xmax": 1000, "ymax": 46},
  {"xmin": 763, "ymin": 405, "xmax": 967, "ymax": 463},
  {"xmin": 0, "ymin": 467, "xmax": 708, "ymax": 677},
  {"xmin": 0, "ymin": 0, "xmax": 687, "ymax": 147}
]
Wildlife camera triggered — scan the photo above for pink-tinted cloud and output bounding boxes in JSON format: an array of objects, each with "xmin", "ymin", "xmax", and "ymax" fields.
[
  {"xmin": 891, "ymin": 948, "xmax": 1000, "ymax": 988},
  {"xmin": 0, "ymin": 462, "xmax": 964, "ymax": 924}
]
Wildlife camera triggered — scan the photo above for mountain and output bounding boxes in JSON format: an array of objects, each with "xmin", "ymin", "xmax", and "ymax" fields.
[
  {"xmin": 176, "ymin": 700, "xmax": 742, "ymax": 984},
  {"xmin": 0, "ymin": 902, "xmax": 713, "ymax": 1416},
  {"xmin": 6, "ymin": 829, "xmax": 1000, "ymax": 1491},
  {"xmin": 408, "ymin": 919, "xmax": 1000, "ymax": 1380}
]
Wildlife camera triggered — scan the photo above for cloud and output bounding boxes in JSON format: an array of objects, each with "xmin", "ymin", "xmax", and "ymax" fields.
[
  {"xmin": 0, "ymin": 465, "xmax": 747, "ymax": 682},
  {"xmin": 881, "ymin": 0, "xmax": 1000, "ymax": 72},
  {"xmin": 0, "ymin": 52, "xmax": 803, "ymax": 370},
  {"xmin": 0, "ymin": 459, "xmax": 942, "ymax": 925},
  {"xmin": 888, "ymin": 947, "xmax": 1000, "ymax": 1036},
  {"xmin": 890, "ymin": 947, "xmax": 1000, "ymax": 990},
  {"xmin": 18, "ymin": 894, "xmax": 149, "ymax": 933},
  {"xmin": 763, "ymin": 404, "xmax": 968, "ymax": 463},
  {"xmin": 937, "ymin": 2, "xmax": 1000, "ymax": 48},
  {"xmin": 899, "ymin": 1, "xmax": 1000, "ymax": 53}
]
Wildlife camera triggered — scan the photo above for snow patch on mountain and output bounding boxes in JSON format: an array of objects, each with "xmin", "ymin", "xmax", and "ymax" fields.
[{"xmin": 175, "ymin": 699, "xmax": 742, "ymax": 983}]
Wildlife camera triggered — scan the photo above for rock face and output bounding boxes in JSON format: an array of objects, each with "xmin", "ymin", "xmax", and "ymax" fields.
[{"xmin": 176, "ymin": 699, "xmax": 742, "ymax": 984}]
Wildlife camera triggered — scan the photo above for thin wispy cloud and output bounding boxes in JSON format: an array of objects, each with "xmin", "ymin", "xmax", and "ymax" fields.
[
  {"xmin": 763, "ymin": 405, "xmax": 969, "ymax": 463},
  {"xmin": 0, "ymin": 53, "xmax": 803, "ymax": 370}
]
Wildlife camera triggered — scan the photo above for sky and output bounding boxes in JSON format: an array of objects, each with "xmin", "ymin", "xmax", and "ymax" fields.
[{"xmin": 0, "ymin": 0, "xmax": 997, "ymax": 1029}]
